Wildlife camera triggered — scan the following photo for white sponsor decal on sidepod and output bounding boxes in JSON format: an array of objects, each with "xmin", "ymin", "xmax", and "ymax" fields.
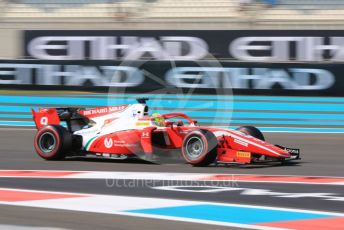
[{"xmin": 104, "ymin": 138, "xmax": 113, "ymax": 149}]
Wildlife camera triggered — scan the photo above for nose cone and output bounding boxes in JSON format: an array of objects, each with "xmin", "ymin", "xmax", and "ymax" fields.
[
  {"xmin": 243, "ymin": 137, "xmax": 291, "ymax": 158},
  {"xmin": 272, "ymin": 145, "xmax": 291, "ymax": 158}
]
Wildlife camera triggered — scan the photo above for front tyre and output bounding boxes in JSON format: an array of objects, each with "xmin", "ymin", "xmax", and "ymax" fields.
[
  {"xmin": 34, "ymin": 125, "xmax": 72, "ymax": 160},
  {"xmin": 236, "ymin": 126, "xmax": 265, "ymax": 141},
  {"xmin": 182, "ymin": 130, "xmax": 218, "ymax": 167}
]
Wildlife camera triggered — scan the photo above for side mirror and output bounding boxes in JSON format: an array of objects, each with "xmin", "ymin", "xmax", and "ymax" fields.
[{"xmin": 176, "ymin": 120, "xmax": 184, "ymax": 126}]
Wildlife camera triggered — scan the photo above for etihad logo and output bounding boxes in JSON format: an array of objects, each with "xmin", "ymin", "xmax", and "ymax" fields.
[
  {"xmin": 27, "ymin": 36, "xmax": 207, "ymax": 61},
  {"xmin": 104, "ymin": 137, "xmax": 113, "ymax": 149}
]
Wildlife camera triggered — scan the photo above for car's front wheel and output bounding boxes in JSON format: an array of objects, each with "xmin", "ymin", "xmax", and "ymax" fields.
[
  {"xmin": 236, "ymin": 126, "xmax": 265, "ymax": 141},
  {"xmin": 182, "ymin": 130, "xmax": 218, "ymax": 167},
  {"xmin": 34, "ymin": 125, "xmax": 72, "ymax": 160}
]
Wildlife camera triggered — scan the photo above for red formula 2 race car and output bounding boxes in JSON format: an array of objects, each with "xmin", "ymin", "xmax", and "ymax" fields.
[{"xmin": 31, "ymin": 98, "xmax": 300, "ymax": 166}]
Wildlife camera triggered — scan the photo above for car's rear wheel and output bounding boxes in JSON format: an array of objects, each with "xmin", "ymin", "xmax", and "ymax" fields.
[
  {"xmin": 182, "ymin": 130, "xmax": 218, "ymax": 167},
  {"xmin": 236, "ymin": 126, "xmax": 265, "ymax": 141},
  {"xmin": 34, "ymin": 125, "xmax": 72, "ymax": 160}
]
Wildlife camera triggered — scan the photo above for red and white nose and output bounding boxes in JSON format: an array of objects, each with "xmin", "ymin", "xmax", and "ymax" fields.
[{"xmin": 274, "ymin": 147, "xmax": 291, "ymax": 158}]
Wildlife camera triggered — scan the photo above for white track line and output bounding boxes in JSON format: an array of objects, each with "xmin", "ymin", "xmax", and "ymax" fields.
[
  {"xmin": 3, "ymin": 169, "xmax": 344, "ymax": 178},
  {"xmin": 1, "ymin": 170, "xmax": 344, "ymax": 185}
]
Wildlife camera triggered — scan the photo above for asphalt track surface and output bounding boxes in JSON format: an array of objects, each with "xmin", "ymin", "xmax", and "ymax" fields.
[
  {"xmin": 1, "ymin": 128, "xmax": 344, "ymax": 229},
  {"xmin": 2, "ymin": 128, "xmax": 343, "ymax": 176}
]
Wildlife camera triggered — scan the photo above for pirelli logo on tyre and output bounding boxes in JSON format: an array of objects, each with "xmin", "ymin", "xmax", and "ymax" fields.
[{"xmin": 236, "ymin": 151, "xmax": 251, "ymax": 158}]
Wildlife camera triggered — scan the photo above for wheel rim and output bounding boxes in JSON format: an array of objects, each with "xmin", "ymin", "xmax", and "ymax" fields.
[
  {"xmin": 38, "ymin": 132, "xmax": 57, "ymax": 154},
  {"xmin": 185, "ymin": 136, "xmax": 204, "ymax": 160}
]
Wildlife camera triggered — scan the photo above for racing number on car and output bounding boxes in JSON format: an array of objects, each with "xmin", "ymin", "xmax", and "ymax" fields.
[{"xmin": 40, "ymin": 117, "xmax": 48, "ymax": 126}]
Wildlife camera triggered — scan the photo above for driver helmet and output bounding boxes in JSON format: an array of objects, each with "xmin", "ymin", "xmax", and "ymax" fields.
[{"xmin": 152, "ymin": 112, "xmax": 165, "ymax": 126}]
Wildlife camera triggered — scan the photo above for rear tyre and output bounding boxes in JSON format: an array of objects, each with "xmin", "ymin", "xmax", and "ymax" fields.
[
  {"xmin": 182, "ymin": 130, "xmax": 218, "ymax": 167},
  {"xmin": 236, "ymin": 126, "xmax": 265, "ymax": 141},
  {"xmin": 34, "ymin": 125, "xmax": 72, "ymax": 160}
]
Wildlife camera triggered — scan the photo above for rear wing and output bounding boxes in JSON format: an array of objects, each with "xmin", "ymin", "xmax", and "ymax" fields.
[
  {"xmin": 31, "ymin": 107, "xmax": 85, "ymax": 130},
  {"xmin": 31, "ymin": 108, "xmax": 60, "ymax": 130}
]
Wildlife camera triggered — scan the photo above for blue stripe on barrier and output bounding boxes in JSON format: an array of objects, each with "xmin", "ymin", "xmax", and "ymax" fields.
[
  {"xmin": 0, "ymin": 117, "xmax": 340, "ymax": 127},
  {"xmin": 1, "ymin": 94, "xmax": 344, "ymax": 132},
  {"xmin": 0, "ymin": 114, "xmax": 32, "ymax": 119},
  {"xmin": 0, "ymin": 106, "xmax": 40, "ymax": 113},
  {"xmin": 227, "ymin": 126, "xmax": 344, "ymax": 133},
  {"xmin": 28, "ymin": 109, "xmax": 344, "ymax": 124},
  {"xmin": 231, "ymin": 102, "xmax": 344, "ymax": 112},
  {"xmin": 1, "ymin": 121, "xmax": 344, "ymax": 133},
  {"xmin": 153, "ymin": 100, "xmax": 344, "ymax": 112},
  {"xmin": 0, "ymin": 111, "xmax": 342, "ymax": 127},
  {"xmin": 5, "ymin": 110, "xmax": 344, "ymax": 121},
  {"xmin": 153, "ymin": 109, "xmax": 344, "ymax": 120},
  {"xmin": 151, "ymin": 97, "xmax": 344, "ymax": 112},
  {"xmin": 231, "ymin": 112, "xmax": 344, "ymax": 120},
  {"xmin": 257, "ymin": 127, "xmax": 344, "ymax": 133},
  {"xmin": 234, "ymin": 96, "xmax": 344, "ymax": 103},
  {"xmin": 0, "ymin": 121, "xmax": 35, "ymax": 126},
  {"xmin": 5, "ymin": 109, "xmax": 344, "ymax": 122},
  {"xmin": 1, "ymin": 95, "xmax": 344, "ymax": 112}
]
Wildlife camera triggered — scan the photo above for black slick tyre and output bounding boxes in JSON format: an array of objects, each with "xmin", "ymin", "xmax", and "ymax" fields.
[
  {"xmin": 236, "ymin": 126, "xmax": 265, "ymax": 141},
  {"xmin": 182, "ymin": 129, "xmax": 218, "ymax": 167},
  {"xmin": 34, "ymin": 125, "xmax": 72, "ymax": 160}
]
